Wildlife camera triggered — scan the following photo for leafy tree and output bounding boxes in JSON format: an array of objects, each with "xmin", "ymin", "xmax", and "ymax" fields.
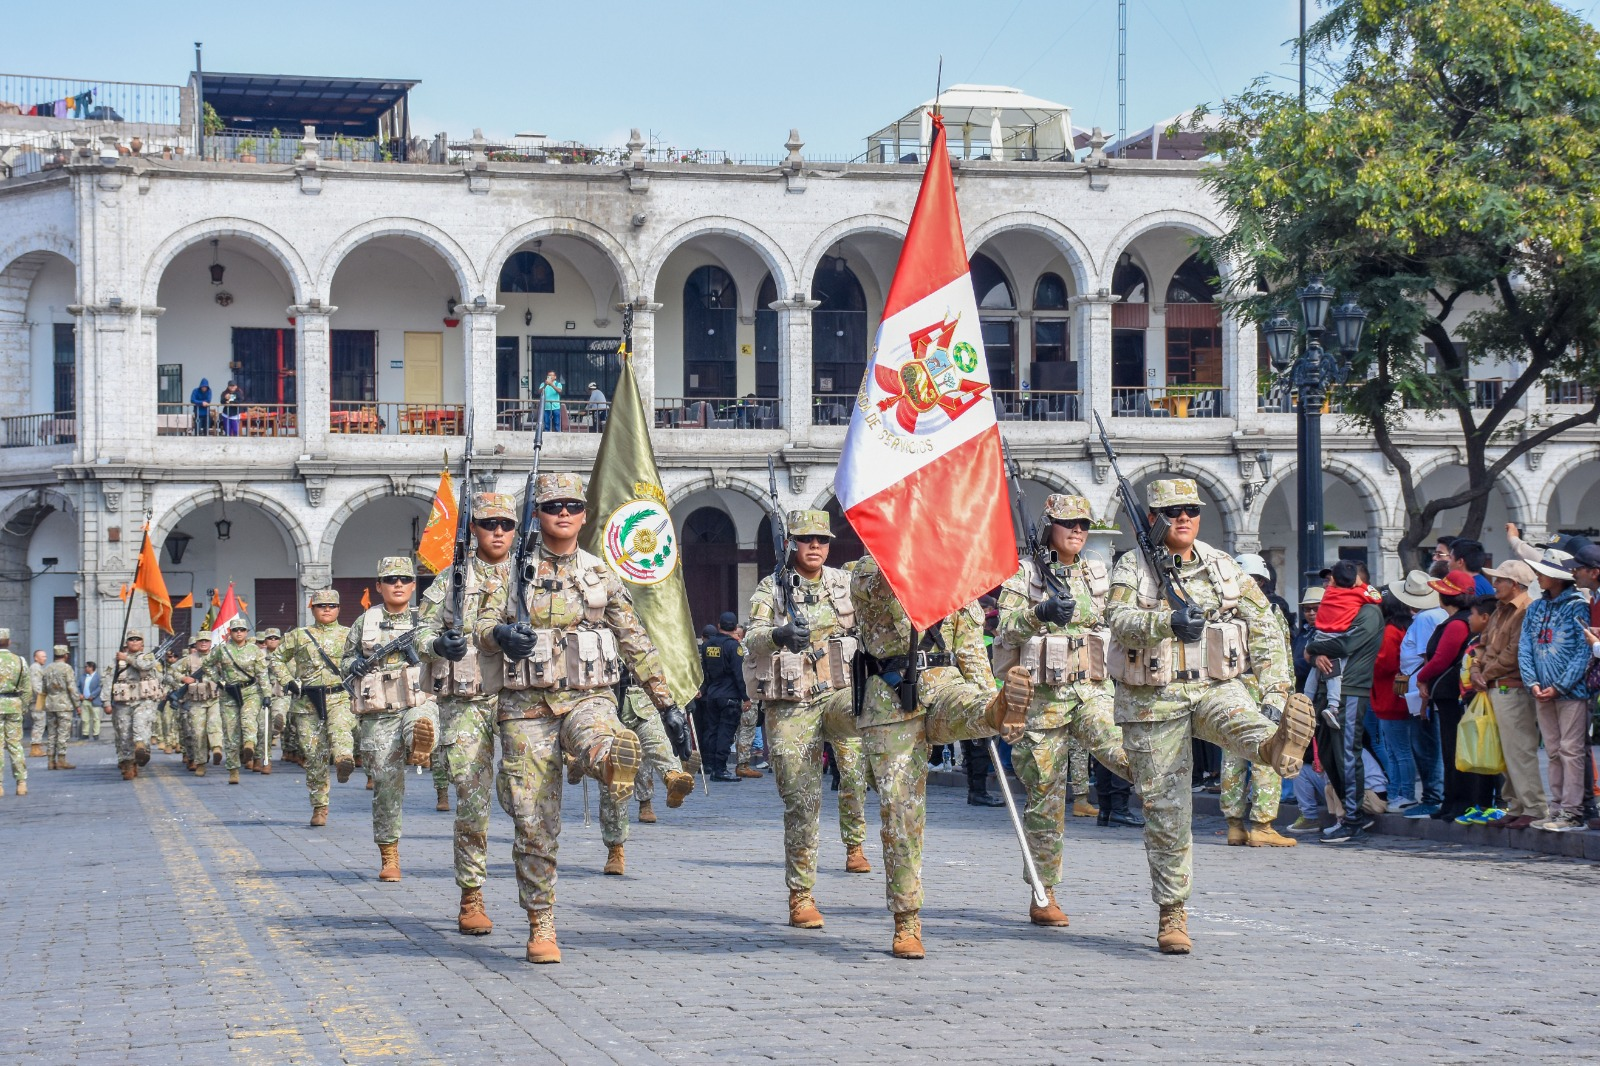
[{"xmin": 1200, "ymin": 0, "xmax": 1600, "ymax": 565}]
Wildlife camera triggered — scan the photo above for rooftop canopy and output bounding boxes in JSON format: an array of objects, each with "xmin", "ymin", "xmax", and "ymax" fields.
[
  {"xmin": 865, "ymin": 84, "xmax": 1088, "ymax": 163},
  {"xmin": 1104, "ymin": 109, "xmax": 1222, "ymax": 161},
  {"xmin": 195, "ymin": 72, "xmax": 418, "ymax": 138}
]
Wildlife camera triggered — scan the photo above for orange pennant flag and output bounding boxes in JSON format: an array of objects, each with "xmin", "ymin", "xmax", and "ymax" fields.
[
  {"xmin": 417, "ymin": 467, "xmax": 458, "ymax": 575},
  {"xmin": 174, "ymin": 593, "xmax": 194, "ymax": 609},
  {"xmin": 135, "ymin": 527, "xmax": 175, "ymax": 634},
  {"xmin": 120, "ymin": 584, "xmax": 129, "ymax": 602},
  {"xmin": 360, "ymin": 587, "xmax": 372, "ymax": 611}
]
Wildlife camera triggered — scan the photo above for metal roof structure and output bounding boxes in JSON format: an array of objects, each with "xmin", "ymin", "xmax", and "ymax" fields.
[
  {"xmin": 196, "ymin": 72, "xmax": 418, "ymax": 137},
  {"xmin": 1104, "ymin": 109, "xmax": 1222, "ymax": 161},
  {"xmin": 865, "ymin": 84, "xmax": 1088, "ymax": 162}
]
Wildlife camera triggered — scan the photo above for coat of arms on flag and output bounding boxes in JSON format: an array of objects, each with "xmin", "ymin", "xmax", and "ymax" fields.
[{"xmin": 873, "ymin": 317, "xmax": 990, "ymax": 435}]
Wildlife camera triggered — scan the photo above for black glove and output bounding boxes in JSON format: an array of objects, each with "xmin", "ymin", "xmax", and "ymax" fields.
[
  {"xmin": 434, "ymin": 629, "xmax": 469, "ymax": 663},
  {"xmin": 349, "ymin": 655, "xmax": 374, "ymax": 678},
  {"xmin": 285, "ymin": 680, "xmax": 301, "ymax": 696},
  {"xmin": 494, "ymin": 623, "xmax": 537, "ymax": 661},
  {"xmin": 773, "ymin": 622, "xmax": 811, "ymax": 652},
  {"xmin": 1034, "ymin": 594, "xmax": 1076, "ymax": 626},
  {"xmin": 1169, "ymin": 603, "xmax": 1206, "ymax": 644},
  {"xmin": 661, "ymin": 704, "xmax": 691, "ymax": 761}
]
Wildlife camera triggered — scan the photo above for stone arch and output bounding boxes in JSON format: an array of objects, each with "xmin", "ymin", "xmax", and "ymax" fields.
[
  {"xmin": 641, "ymin": 217, "xmax": 797, "ymax": 304},
  {"xmin": 0, "ymin": 247, "xmax": 76, "ymax": 320},
  {"xmin": 798, "ymin": 214, "xmax": 909, "ymax": 294},
  {"xmin": 481, "ymin": 218, "xmax": 639, "ymax": 314},
  {"xmin": 149, "ymin": 484, "xmax": 312, "ymax": 568},
  {"xmin": 1246, "ymin": 454, "xmax": 1391, "ymax": 532},
  {"xmin": 965, "ymin": 212, "xmax": 1096, "ymax": 297},
  {"xmin": 316, "ymin": 480, "xmax": 437, "ymax": 570},
  {"xmin": 1098, "ymin": 210, "xmax": 1229, "ymax": 292},
  {"xmin": 1409, "ymin": 451, "xmax": 1533, "ymax": 527},
  {"xmin": 0, "ymin": 485, "xmax": 77, "ymax": 532},
  {"xmin": 315, "ymin": 218, "xmax": 480, "ymax": 301},
  {"xmin": 1114, "ymin": 458, "xmax": 1242, "ymax": 542},
  {"xmin": 140, "ymin": 218, "xmax": 311, "ymax": 307},
  {"xmin": 1535, "ymin": 445, "xmax": 1600, "ymax": 525},
  {"xmin": 667, "ymin": 474, "xmax": 774, "ymax": 517}
]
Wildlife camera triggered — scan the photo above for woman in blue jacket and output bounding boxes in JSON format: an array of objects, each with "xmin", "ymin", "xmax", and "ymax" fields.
[
  {"xmin": 190, "ymin": 378, "xmax": 212, "ymax": 436},
  {"xmin": 1518, "ymin": 550, "xmax": 1595, "ymax": 832}
]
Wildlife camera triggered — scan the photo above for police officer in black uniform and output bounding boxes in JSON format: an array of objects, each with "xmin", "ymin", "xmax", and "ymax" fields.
[{"xmin": 699, "ymin": 612, "xmax": 748, "ymax": 782}]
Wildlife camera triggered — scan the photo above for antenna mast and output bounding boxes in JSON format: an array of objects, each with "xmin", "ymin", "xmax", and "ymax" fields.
[{"xmin": 1117, "ymin": 0, "xmax": 1128, "ymax": 143}]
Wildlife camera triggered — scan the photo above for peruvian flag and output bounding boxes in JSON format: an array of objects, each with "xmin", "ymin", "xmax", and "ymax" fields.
[
  {"xmin": 209, "ymin": 582, "xmax": 244, "ymax": 643},
  {"xmin": 837, "ymin": 113, "xmax": 1017, "ymax": 632}
]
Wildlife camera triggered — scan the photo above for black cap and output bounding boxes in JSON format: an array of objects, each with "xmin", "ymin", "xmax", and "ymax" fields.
[
  {"xmin": 701, "ymin": 624, "xmax": 717, "ymax": 640},
  {"xmin": 1575, "ymin": 544, "xmax": 1600, "ymax": 569},
  {"xmin": 718, "ymin": 611, "xmax": 739, "ymax": 630}
]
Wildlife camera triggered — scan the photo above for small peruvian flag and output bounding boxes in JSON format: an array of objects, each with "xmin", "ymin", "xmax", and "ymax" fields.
[
  {"xmin": 209, "ymin": 581, "xmax": 244, "ymax": 643},
  {"xmin": 836, "ymin": 113, "xmax": 1017, "ymax": 632}
]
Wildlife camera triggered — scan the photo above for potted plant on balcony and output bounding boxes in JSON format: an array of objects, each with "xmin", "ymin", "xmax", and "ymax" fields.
[
  {"xmin": 266, "ymin": 128, "xmax": 283, "ymax": 162},
  {"xmin": 236, "ymin": 137, "xmax": 258, "ymax": 163}
]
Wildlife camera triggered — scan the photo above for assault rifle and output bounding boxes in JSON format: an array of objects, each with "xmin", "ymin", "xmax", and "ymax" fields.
[
  {"xmin": 342, "ymin": 627, "xmax": 420, "ymax": 684},
  {"xmin": 447, "ymin": 412, "xmax": 476, "ymax": 634},
  {"xmin": 1091, "ymin": 412, "xmax": 1195, "ymax": 612},
  {"xmin": 511, "ymin": 402, "xmax": 550, "ymax": 634},
  {"xmin": 766, "ymin": 456, "xmax": 804, "ymax": 627},
  {"xmin": 1001, "ymin": 439, "xmax": 1067, "ymax": 600}
]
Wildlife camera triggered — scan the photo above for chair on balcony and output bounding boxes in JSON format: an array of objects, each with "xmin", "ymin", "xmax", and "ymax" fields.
[
  {"xmin": 682, "ymin": 402, "xmax": 711, "ymax": 428},
  {"xmin": 1189, "ymin": 390, "xmax": 1218, "ymax": 418}
]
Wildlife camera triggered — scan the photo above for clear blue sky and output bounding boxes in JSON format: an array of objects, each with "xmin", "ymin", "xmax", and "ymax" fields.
[{"xmin": 7, "ymin": 0, "xmax": 1600, "ymax": 156}]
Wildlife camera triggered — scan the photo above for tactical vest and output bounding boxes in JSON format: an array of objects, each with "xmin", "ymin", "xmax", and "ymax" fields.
[
  {"xmin": 111, "ymin": 656, "xmax": 163, "ymax": 703},
  {"xmin": 427, "ymin": 559, "xmax": 505, "ymax": 699},
  {"xmin": 183, "ymin": 654, "xmax": 218, "ymax": 702},
  {"xmin": 745, "ymin": 568, "xmax": 859, "ymax": 702},
  {"xmin": 1107, "ymin": 544, "xmax": 1250, "ymax": 687},
  {"xmin": 502, "ymin": 549, "xmax": 622, "ymax": 693},
  {"xmin": 997, "ymin": 558, "xmax": 1113, "ymax": 686},
  {"xmin": 352, "ymin": 608, "xmax": 426, "ymax": 714}
]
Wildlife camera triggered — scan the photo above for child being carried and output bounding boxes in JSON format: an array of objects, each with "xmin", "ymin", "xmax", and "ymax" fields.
[{"xmin": 1303, "ymin": 560, "xmax": 1383, "ymax": 728}]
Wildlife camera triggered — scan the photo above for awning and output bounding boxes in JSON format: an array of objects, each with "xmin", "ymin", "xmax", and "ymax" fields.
[
  {"xmin": 1103, "ymin": 109, "xmax": 1222, "ymax": 161},
  {"xmin": 196, "ymin": 72, "xmax": 418, "ymax": 137},
  {"xmin": 866, "ymin": 84, "xmax": 1087, "ymax": 162}
]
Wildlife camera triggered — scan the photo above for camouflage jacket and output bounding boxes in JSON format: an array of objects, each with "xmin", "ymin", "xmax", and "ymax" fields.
[
  {"xmin": 997, "ymin": 556, "xmax": 1114, "ymax": 729},
  {"xmin": 40, "ymin": 661, "xmax": 76, "ymax": 710},
  {"xmin": 1242, "ymin": 604, "xmax": 1292, "ymax": 703},
  {"xmin": 745, "ymin": 567, "xmax": 855, "ymax": 657},
  {"xmin": 0, "ymin": 650, "xmax": 34, "ymax": 714},
  {"xmin": 279, "ymin": 622, "xmax": 350, "ymax": 690},
  {"xmin": 110, "ymin": 650, "xmax": 160, "ymax": 703},
  {"xmin": 417, "ymin": 554, "xmax": 512, "ymax": 658},
  {"xmin": 340, "ymin": 606, "xmax": 422, "ymax": 676},
  {"xmin": 474, "ymin": 543, "xmax": 671, "ymax": 717},
  {"xmin": 263, "ymin": 648, "xmax": 292, "ymax": 696},
  {"xmin": 203, "ymin": 640, "xmax": 271, "ymax": 692}
]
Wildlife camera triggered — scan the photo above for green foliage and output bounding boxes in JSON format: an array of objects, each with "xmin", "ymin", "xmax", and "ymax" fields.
[{"xmin": 202, "ymin": 102, "xmax": 223, "ymax": 136}]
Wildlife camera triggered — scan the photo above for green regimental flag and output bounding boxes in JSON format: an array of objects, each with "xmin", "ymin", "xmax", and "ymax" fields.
[{"xmin": 580, "ymin": 357, "xmax": 704, "ymax": 706}]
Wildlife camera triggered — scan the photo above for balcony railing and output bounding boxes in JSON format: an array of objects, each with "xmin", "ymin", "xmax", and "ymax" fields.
[
  {"xmin": 158, "ymin": 402, "xmax": 298, "ymax": 437},
  {"xmin": 2, "ymin": 410, "xmax": 74, "ymax": 447},
  {"xmin": 654, "ymin": 397, "xmax": 781, "ymax": 429},
  {"xmin": 495, "ymin": 399, "xmax": 607, "ymax": 433},
  {"xmin": 1257, "ymin": 386, "xmax": 1347, "ymax": 415},
  {"xmin": 1546, "ymin": 381, "xmax": 1596, "ymax": 405},
  {"xmin": 811, "ymin": 395, "xmax": 857, "ymax": 425},
  {"xmin": 992, "ymin": 390, "xmax": 1081, "ymax": 422},
  {"xmin": 330, "ymin": 402, "xmax": 463, "ymax": 436},
  {"xmin": 1113, "ymin": 386, "xmax": 1226, "ymax": 419},
  {"xmin": 206, "ymin": 126, "xmax": 387, "ymax": 164},
  {"xmin": 0, "ymin": 72, "xmax": 185, "ymax": 125}
]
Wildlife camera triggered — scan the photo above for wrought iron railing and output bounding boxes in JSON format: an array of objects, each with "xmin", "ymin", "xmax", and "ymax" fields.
[
  {"xmin": 0, "ymin": 72, "xmax": 184, "ymax": 125},
  {"xmin": 329, "ymin": 402, "xmax": 464, "ymax": 436},
  {"xmin": 1545, "ymin": 381, "xmax": 1596, "ymax": 405},
  {"xmin": 158, "ymin": 402, "xmax": 298, "ymax": 437},
  {"xmin": 654, "ymin": 397, "xmax": 781, "ymax": 429},
  {"xmin": 495, "ymin": 399, "xmax": 608, "ymax": 433},
  {"xmin": 1113, "ymin": 386, "xmax": 1226, "ymax": 419},
  {"xmin": 991, "ymin": 390, "xmax": 1081, "ymax": 422},
  {"xmin": 1, "ymin": 410, "xmax": 74, "ymax": 447}
]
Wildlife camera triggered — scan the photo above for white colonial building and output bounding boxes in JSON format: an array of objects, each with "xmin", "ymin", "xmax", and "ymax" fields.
[{"xmin": 2, "ymin": 73, "xmax": 1597, "ymax": 661}]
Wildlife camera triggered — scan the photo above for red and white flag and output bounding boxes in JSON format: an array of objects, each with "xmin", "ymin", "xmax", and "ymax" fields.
[
  {"xmin": 837, "ymin": 113, "xmax": 1017, "ymax": 632},
  {"xmin": 209, "ymin": 582, "xmax": 244, "ymax": 643}
]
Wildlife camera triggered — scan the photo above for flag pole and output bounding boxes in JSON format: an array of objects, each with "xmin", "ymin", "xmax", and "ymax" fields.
[{"xmin": 111, "ymin": 515, "xmax": 151, "ymax": 686}]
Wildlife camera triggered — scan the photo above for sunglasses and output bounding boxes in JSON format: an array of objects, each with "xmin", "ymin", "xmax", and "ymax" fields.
[
  {"xmin": 539, "ymin": 501, "xmax": 585, "ymax": 516},
  {"xmin": 1052, "ymin": 519, "xmax": 1091, "ymax": 532},
  {"xmin": 474, "ymin": 518, "xmax": 516, "ymax": 532},
  {"xmin": 1157, "ymin": 505, "xmax": 1202, "ymax": 519},
  {"xmin": 793, "ymin": 535, "xmax": 831, "ymax": 546},
  {"xmin": 380, "ymin": 575, "xmax": 415, "ymax": 585}
]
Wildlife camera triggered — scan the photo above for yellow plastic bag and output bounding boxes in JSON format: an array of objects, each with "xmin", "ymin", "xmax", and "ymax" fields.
[{"xmin": 1455, "ymin": 691, "xmax": 1506, "ymax": 775}]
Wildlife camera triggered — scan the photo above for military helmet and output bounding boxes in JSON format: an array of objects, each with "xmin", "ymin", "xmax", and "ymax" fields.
[
  {"xmin": 473, "ymin": 492, "xmax": 517, "ymax": 522},
  {"xmin": 787, "ymin": 509, "xmax": 833, "ymax": 539},
  {"xmin": 228, "ymin": 618, "xmax": 249, "ymax": 632},
  {"xmin": 377, "ymin": 556, "xmax": 416, "ymax": 579},
  {"xmin": 309, "ymin": 587, "xmax": 340, "ymax": 606},
  {"xmin": 1043, "ymin": 494, "xmax": 1093, "ymax": 523},
  {"xmin": 1146, "ymin": 479, "xmax": 1204, "ymax": 510},
  {"xmin": 534, "ymin": 472, "xmax": 585, "ymax": 504}
]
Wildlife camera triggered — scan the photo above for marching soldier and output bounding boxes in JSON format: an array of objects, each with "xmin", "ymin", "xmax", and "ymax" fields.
[
  {"xmin": 203, "ymin": 618, "xmax": 270, "ymax": 785},
  {"xmin": 414, "ymin": 492, "xmax": 516, "ymax": 935},
  {"xmin": 1220, "ymin": 555, "xmax": 1298, "ymax": 849},
  {"xmin": 28, "ymin": 649, "xmax": 47, "ymax": 758},
  {"xmin": 602, "ymin": 684, "xmax": 695, "ymax": 837},
  {"xmin": 40, "ymin": 646, "xmax": 77, "ymax": 771},
  {"xmin": 1104, "ymin": 479, "xmax": 1314, "ymax": 954},
  {"xmin": 178, "ymin": 636, "xmax": 223, "ymax": 773},
  {"xmin": 996, "ymin": 494, "xmax": 1133, "ymax": 927},
  {"xmin": 280, "ymin": 588, "xmax": 354, "ymax": 827},
  {"xmin": 259, "ymin": 628, "xmax": 291, "ymax": 773},
  {"xmin": 156, "ymin": 645, "xmax": 182, "ymax": 754},
  {"xmin": 341, "ymin": 557, "xmax": 439, "ymax": 880},
  {"xmin": 0, "ymin": 629, "xmax": 33, "ymax": 796},
  {"xmin": 851, "ymin": 554, "xmax": 1033, "ymax": 959},
  {"xmin": 110, "ymin": 633, "xmax": 163, "ymax": 780},
  {"xmin": 474, "ymin": 472, "xmax": 690, "ymax": 964},
  {"xmin": 744, "ymin": 509, "xmax": 873, "ymax": 931}
]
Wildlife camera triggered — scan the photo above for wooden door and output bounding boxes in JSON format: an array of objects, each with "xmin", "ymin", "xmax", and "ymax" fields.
[{"xmin": 404, "ymin": 332, "xmax": 443, "ymax": 405}]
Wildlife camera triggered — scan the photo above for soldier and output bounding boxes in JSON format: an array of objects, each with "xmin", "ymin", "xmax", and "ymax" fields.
[
  {"xmin": 474, "ymin": 472, "xmax": 690, "ymax": 964},
  {"xmin": 415, "ymin": 493, "xmax": 517, "ymax": 934},
  {"xmin": 177, "ymin": 636, "xmax": 223, "ymax": 773},
  {"xmin": 996, "ymin": 494, "xmax": 1134, "ymax": 927},
  {"xmin": 606, "ymin": 684, "xmax": 695, "ymax": 832},
  {"xmin": 280, "ymin": 588, "xmax": 353, "ymax": 827},
  {"xmin": 155, "ymin": 645, "xmax": 180, "ymax": 754},
  {"xmin": 732, "ymin": 617, "xmax": 767, "ymax": 779},
  {"xmin": 744, "ymin": 509, "xmax": 873, "ymax": 931},
  {"xmin": 259, "ymin": 628, "xmax": 291, "ymax": 774},
  {"xmin": 28, "ymin": 649, "xmax": 47, "ymax": 758},
  {"xmin": 1219, "ymin": 554, "xmax": 1298, "ymax": 849},
  {"xmin": 851, "ymin": 554, "xmax": 1033, "ymax": 959},
  {"xmin": 1105, "ymin": 479, "xmax": 1314, "ymax": 954},
  {"xmin": 342, "ymin": 557, "xmax": 439, "ymax": 882},
  {"xmin": 203, "ymin": 618, "xmax": 271, "ymax": 785},
  {"xmin": 0, "ymin": 629, "xmax": 33, "ymax": 796},
  {"xmin": 109, "ymin": 633, "xmax": 163, "ymax": 780},
  {"xmin": 40, "ymin": 646, "xmax": 77, "ymax": 771}
]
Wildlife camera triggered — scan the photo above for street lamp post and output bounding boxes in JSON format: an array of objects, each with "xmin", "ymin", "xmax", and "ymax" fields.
[{"xmin": 1264, "ymin": 278, "xmax": 1367, "ymax": 591}]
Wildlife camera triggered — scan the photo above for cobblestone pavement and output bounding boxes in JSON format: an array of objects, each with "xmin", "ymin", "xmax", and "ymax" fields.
[{"xmin": 3, "ymin": 737, "xmax": 1599, "ymax": 1064}]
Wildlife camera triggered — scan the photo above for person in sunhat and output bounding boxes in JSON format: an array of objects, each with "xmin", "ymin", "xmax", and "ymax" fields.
[{"xmin": 1518, "ymin": 549, "xmax": 1595, "ymax": 831}]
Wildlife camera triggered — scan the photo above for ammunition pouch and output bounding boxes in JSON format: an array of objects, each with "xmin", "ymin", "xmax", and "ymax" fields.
[
  {"xmin": 137, "ymin": 676, "xmax": 164, "ymax": 700},
  {"xmin": 185, "ymin": 679, "xmax": 218, "ymax": 702},
  {"xmin": 502, "ymin": 628, "xmax": 620, "ymax": 692},
  {"xmin": 1108, "ymin": 616, "xmax": 1248, "ymax": 687},
  {"xmin": 430, "ymin": 644, "xmax": 484, "ymax": 699},
  {"xmin": 503, "ymin": 629, "xmax": 562, "ymax": 691},
  {"xmin": 745, "ymin": 636, "xmax": 858, "ymax": 702},
  {"xmin": 1018, "ymin": 631, "xmax": 1110, "ymax": 685},
  {"xmin": 352, "ymin": 664, "xmax": 424, "ymax": 714}
]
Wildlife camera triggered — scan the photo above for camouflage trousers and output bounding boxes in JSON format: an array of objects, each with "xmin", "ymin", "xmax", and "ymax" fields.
[
  {"xmin": 42, "ymin": 699, "xmax": 74, "ymax": 761},
  {"xmin": 435, "ymin": 695, "xmax": 498, "ymax": 889},
  {"xmin": 1219, "ymin": 753, "xmax": 1281, "ymax": 824},
  {"xmin": 1, "ymin": 713, "xmax": 24, "ymax": 783},
  {"xmin": 861, "ymin": 669, "xmax": 998, "ymax": 914},
  {"xmin": 79, "ymin": 698, "xmax": 101, "ymax": 739},
  {"xmin": 219, "ymin": 688, "xmax": 266, "ymax": 771},
  {"xmin": 268, "ymin": 694, "xmax": 290, "ymax": 749},
  {"xmin": 183, "ymin": 699, "xmax": 222, "ymax": 764},
  {"xmin": 1010, "ymin": 687, "xmax": 1128, "ymax": 887},
  {"xmin": 765, "ymin": 689, "xmax": 868, "ymax": 892},
  {"xmin": 1117, "ymin": 679, "xmax": 1275, "ymax": 906},
  {"xmin": 356, "ymin": 702, "xmax": 439, "ymax": 844},
  {"xmin": 496, "ymin": 696, "xmax": 634, "ymax": 911},
  {"xmin": 113, "ymin": 700, "xmax": 157, "ymax": 763},
  {"xmin": 601, "ymin": 702, "xmax": 681, "ymax": 846},
  {"xmin": 293, "ymin": 692, "xmax": 353, "ymax": 810},
  {"xmin": 735, "ymin": 703, "xmax": 762, "ymax": 765},
  {"xmin": 154, "ymin": 699, "xmax": 177, "ymax": 750}
]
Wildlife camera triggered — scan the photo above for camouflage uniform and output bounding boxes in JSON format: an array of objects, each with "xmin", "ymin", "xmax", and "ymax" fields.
[
  {"xmin": 734, "ymin": 703, "xmax": 762, "ymax": 769},
  {"xmin": 40, "ymin": 651, "xmax": 77, "ymax": 764},
  {"xmin": 341, "ymin": 558, "xmax": 440, "ymax": 846},
  {"xmin": 744, "ymin": 510, "xmax": 870, "ymax": 902},
  {"xmin": 261, "ymin": 630, "xmax": 293, "ymax": 761},
  {"xmin": 203, "ymin": 622, "xmax": 271, "ymax": 772},
  {"xmin": 473, "ymin": 472, "xmax": 671, "ymax": 915},
  {"xmin": 600, "ymin": 687, "xmax": 690, "ymax": 842},
  {"xmin": 1105, "ymin": 480, "xmax": 1303, "ymax": 917},
  {"xmin": 997, "ymin": 495, "xmax": 1131, "ymax": 892},
  {"xmin": 280, "ymin": 590, "xmax": 353, "ymax": 815},
  {"xmin": 154, "ymin": 654, "xmax": 180, "ymax": 752},
  {"xmin": 1219, "ymin": 601, "xmax": 1293, "ymax": 829},
  {"xmin": 0, "ymin": 636, "xmax": 33, "ymax": 789},
  {"xmin": 109, "ymin": 640, "xmax": 162, "ymax": 773},
  {"xmin": 177, "ymin": 644, "xmax": 221, "ymax": 767},
  {"xmin": 28, "ymin": 656, "xmax": 46, "ymax": 752}
]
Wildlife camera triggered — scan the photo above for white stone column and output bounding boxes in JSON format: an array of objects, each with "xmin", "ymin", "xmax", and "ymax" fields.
[
  {"xmin": 73, "ymin": 303, "xmax": 156, "ymax": 459},
  {"xmin": 625, "ymin": 300, "xmax": 664, "ymax": 417},
  {"xmin": 773, "ymin": 297, "xmax": 820, "ymax": 439},
  {"xmin": 0, "ymin": 316, "xmax": 28, "ymax": 410},
  {"xmin": 459, "ymin": 304, "xmax": 503, "ymax": 436},
  {"xmin": 291, "ymin": 304, "xmax": 336, "ymax": 454},
  {"xmin": 1071, "ymin": 294, "xmax": 1115, "ymax": 424}
]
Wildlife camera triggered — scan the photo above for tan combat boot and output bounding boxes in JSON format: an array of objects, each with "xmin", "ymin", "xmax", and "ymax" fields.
[
  {"xmin": 588, "ymin": 729, "xmax": 642, "ymax": 788},
  {"xmin": 736, "ymin": 764, "xmax": 764, "ymax": 779},
  {"xmin": 193, "ymin": 763, "xmax": 205, "ymax": 777},
  {"xmin": 119, "ymin": 761, "xmax": 134, "ymax": 780},
  {"xmin": 1073, "ymin": 797, "xmax": 1099, "ymax": 818},
  {"xmin": 241, "ymin": 743, "xmax": 256, "ymax": 768},
  {"xmin": 788, "ymin": 890, "xmax": 824, "ymax": 929},
  {"xmin": 637, "ymin": 800, "xmax": 657, "ymax": 824},
  {"xmin": 257, "ymin": 761, "xmax": 271, "ymax": 775},
  {"xmin": 29, "ymin": 743, "xmax": 44, "ymax": 758},
  {"xmin": 56, "ymin": 756, "xmax": 75, "ymax": 770},
  {"xmin": 526, "ymin": 908, "xmax": 561, "ymax": 964},
  {"xmin": 407, "ymin": 718, "xmax": 434, "ymax": 768},
  {"xmin": 1226, "ymin": 817, "xmax": 1247, "ymax": 846},
  {"xmin": 1157, "ymin": 904, "xmax": 1191, "ymax": 954},
  {"xmin": 1029, "ymin": 888, "xmax": 1071, "ymax": 928},
  {"xmin": 13, "ymin": 781, "xmax": 23, "ymax": 796},
  {"xmin": 378, "ymin": 842, "xmax": 401, "ymax": 882},
  {"xmin": 1258, "ymin": 692, "xmax": 1315, "ymax": 777},
  {"xmin": 985, "ymin": 667, "xmax": 1034, "ymax": 738},
  {"xmin": 457, "ymin": 887, "xmax": 493, "ymax": 936},
  {"xmin": 436, "ymin": 787, "xmax": 451, "ymax": 812},
  {"xmin": 134, "ymin": 743, "xmax": 150, "ymax": 766},
  {"xmin": 603, "ymin": 845, "xmax": 626, "ymax": 876},
  {"xmin": 47, "ymin": 756, "xmax": 57, "ymax": 770},
  {"xmin": 228, "ymin": 769, "xmax": 240, "ymax": 785},
  {"xmin": 1247, "ymin": 822, "xmax": 1297, "ymax": 847},
  {"xmin": 845, "ymin": 845, "xmax": 871, "ymax": 873},
  {"xmin": 891, "ymin": 910, "xmax": 925, "ymax": 959},
  {"xmin": 664, "ymin": 770, "xmax": 695, "ymax": 808},
  {"xmin": 309, "ymin": 806, "xmax": 328, "ymax": 827},
  {"xmin": 335, "ymin": 755, "xmax": 355, "ymax": 783}
]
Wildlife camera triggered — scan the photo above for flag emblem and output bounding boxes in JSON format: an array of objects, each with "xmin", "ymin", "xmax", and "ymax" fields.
[
  {"xmin": 602, "ymin": 499, "xmax": 679, "ymax": 586},
  {"xmin": 873, "ymin": 316, "xmax": 990, "ymax": 434}
]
